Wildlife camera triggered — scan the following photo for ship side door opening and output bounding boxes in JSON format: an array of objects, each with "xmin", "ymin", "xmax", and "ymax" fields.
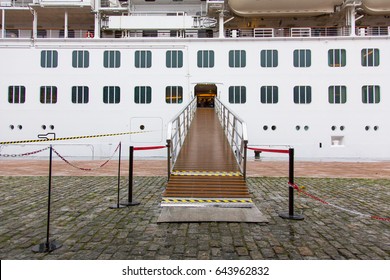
[{"xmin": 194, "ymin": 84, "xmax": 217, "ymax": 108}]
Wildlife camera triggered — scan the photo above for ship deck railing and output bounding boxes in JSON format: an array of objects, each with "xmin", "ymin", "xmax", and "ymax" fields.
[{"xmin": 1, "ymin": 26, "xmax": 390, "ymax": 40}]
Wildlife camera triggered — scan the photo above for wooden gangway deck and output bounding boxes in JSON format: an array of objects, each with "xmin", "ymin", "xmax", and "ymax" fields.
[{"xmin": 163, "ymin": 108, "xmax": 250, "ymax": 199}]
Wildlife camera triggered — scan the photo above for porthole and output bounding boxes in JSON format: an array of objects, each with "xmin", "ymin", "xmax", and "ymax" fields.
[
  {"xmin": 365, "ymin": 125, "xmax": 370, "ymax": 131},
  {"xmin": 263, "ymin": 125, "xmax": 268, "ymax": 131},
  {"xmin": 296, "ymin": 125, "xmax": 301, "ymax": 131},
  {"xmin": 331, "ymin": 126, "xmax": 336, "ymax": 131},
  {"xmin": 271, "ymin": 125, "xmax": 276, "ymax": 131},
  {"xmin": 304, "ymin": 125, "xmax": 309, "ymax": 131},
  {"xmin": 10, "ymin": 125, "xmax": 15, "ymax": 130},
  {"xmin": 340, "ymin": 126, "xmax": 345, "ymax": 131},
  {"xmin": 50, "ymin": 125, "xmax": 55, "ymax": 130},
  {"xmin": 374, "ymin": 126, "xmax": 379, "ymax": 131},
  {"xmin": 17, "ymin": 125, "xmax": 23, "ymax": 130},
  {"xmin": 42, "ymin": 125, "xmax": 47, "ymax": 130},
  {"xmin": 140, "ymin": 125, "xmax": 145, "ymax": 130}
]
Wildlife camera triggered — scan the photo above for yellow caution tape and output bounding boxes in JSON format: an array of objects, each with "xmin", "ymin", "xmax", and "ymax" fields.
[{"xmin": 0, "ymin": 130, "xmax": 151, "ymax": 145}]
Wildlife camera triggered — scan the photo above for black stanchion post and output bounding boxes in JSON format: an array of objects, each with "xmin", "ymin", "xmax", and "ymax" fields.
[
  {"xmin": 121, "ymin": 146, "xmax": 140, "ymax": 206},
  {"xmin": 32, "ymin": 145, "xmax": 62, "ymax": 253},
  {"xmin": 279, "ymin": 148, "xmax": 304, "ymax": 220},
  {"xmin": 110, "ymin": 142, "xmax": 125, "ymax": 209}
]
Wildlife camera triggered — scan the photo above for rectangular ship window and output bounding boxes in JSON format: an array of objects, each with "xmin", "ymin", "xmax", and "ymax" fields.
[
  {"xmin": 135, "ymin": 51, "xmax": 152, "ymax": 68},
  {"xmin": 135, "ymin": 86, "xmax": 152, "ymax": 104},
  {"xmin": 361, "ymin": 48, "xmax": 380, "ymax": 67},
  {"xmin": 8, "ymin": 86, "xmax": 26, "ymax": 104},
  {"xmin": 166, "ymin": 86, "xmax": 183, "ymax": 104},
  {"xmin": 362, "ymin": 85, "xmax": 380, "ymax": 104},
  {"xmin": 103, "ymin": 86, "xmax": 120, "ymax": 104},
  {"xmin": 229, "ymin": 86, "xmax": 246, "ymax": 104},
  {"xmin": 229, "ymin": 50, "xmax": 246, "ymax": 68},
  {"xmin": 328, "ymin": 49, "xmax": 346, "ymax": 67},
  {"xmin": 40, "ymin": 86, "xmax": 57, "ymax": 104},
  {"xmin": 72, "ymin": 86, "xmax": 89, "ymax": 104},
  {"xmin": 260, "ymin": 86, "xmax": 278, "ymax": 104},
  {"xmin": 293, "ymin": 49, "xmax": 311, "ymax": 67},
  {"xmin": 260, "ymin": 50, "xmax": 278, "ymax": 68},
  {"xmin": 328, "ymin": 86, "xmax": 347, "ymax": 104},
  {"xmin": 293, "ymin": 86, "xmax": 312, "ymax": 104},
  {"xmin": 197, "ymin": 50, "xmax": 215, "ymax": 68},
  {"xmin": 41, "ymin": 50, "xmax": 58, "ymax": 68},
  {"xmin": 166, "ymin": 51, "xmax": 183, "ymax": 68},
  {"xmin": 103, "ymin": 51, "xmax": 121, "ymax": 68},
  {"xmin": 72, "ymin": 51, "xmax": 89, "ymax": 68}
]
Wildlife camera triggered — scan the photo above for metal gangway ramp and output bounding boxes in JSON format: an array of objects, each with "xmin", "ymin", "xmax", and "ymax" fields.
[{"xmin": 163, "ymin": 97, "xmax": 250, "ymax": 207}]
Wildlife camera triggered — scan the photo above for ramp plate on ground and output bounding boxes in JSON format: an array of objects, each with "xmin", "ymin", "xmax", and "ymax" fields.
[{"xmin": 157, "ymin": 206, "xmax": 269, "ymax": 223}]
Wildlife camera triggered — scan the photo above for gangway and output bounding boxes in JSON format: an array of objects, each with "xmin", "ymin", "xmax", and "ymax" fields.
[{"xmin": 164, "ymin": 97, "xmax": 250, "ymax": 205}]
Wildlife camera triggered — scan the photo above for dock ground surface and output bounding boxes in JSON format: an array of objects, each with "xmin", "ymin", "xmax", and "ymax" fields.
[{"xmin": 0, "ymin": 160, "xmax": 389, "ymax": 260}]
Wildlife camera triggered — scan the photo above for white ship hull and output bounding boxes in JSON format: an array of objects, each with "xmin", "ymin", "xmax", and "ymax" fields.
[{"xmin": 1, "ymin": 1, "xmax": 390, "ymax": 160}]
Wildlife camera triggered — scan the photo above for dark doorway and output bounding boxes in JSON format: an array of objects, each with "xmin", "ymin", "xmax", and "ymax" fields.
[{"xmin": 194, "ymin": 84, "xmax": 217, "ymax": 108}]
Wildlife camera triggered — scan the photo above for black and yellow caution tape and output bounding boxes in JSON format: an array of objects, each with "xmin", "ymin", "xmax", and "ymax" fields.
[
  {"xmin": 162, "ymin": 198, "xmax": 252, "ymax": 204},
  {"xmin": 0, "ymin": 130, "xmax": 150, "ymax": 145},
  {"xmin": 171, "ymin": 170, "xmax": 243, "ymax": 177}
]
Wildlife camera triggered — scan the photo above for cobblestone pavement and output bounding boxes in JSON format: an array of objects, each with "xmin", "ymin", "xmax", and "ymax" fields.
[{"xmin": 0, "ymin": 176, "xmax": 389, "ymax": 260}]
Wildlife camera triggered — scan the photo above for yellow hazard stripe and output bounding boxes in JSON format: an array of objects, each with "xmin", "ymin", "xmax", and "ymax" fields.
[
  {"xmin": 0, "ymin": 130, "xmax": 151, "ymax": 145},
  {"xmin": 162, "ymin": 198, "xmax": 252, "ymax": 204}
]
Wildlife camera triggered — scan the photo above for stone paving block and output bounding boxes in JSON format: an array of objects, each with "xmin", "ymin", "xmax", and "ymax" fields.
[{"xmin": 0, "ymin": 176, "xmax": 389, "ymax": 260}]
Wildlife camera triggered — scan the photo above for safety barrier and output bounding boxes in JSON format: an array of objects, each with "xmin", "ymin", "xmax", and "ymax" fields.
[
  {"xmin": 248, "ymin": 146, "xmax": 303, "ymax": 220},
  {"xmin": 166, "ymin": 97, "xmax": 197, "ymax": 179},
  {"xmin": 215, "ymin": 97, "xmax": 248, "ymax": 178}
]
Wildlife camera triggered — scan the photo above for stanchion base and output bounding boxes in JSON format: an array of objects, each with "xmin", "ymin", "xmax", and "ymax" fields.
[
  {"xmin": 109, "ymin": 204, "xmax": 127, "ymax": 209},
  {"xmin": 121, "ymin": 201, "xmax": 140, "ymax": 207},
  {"xmin": 32, "ymin": 241, "xmax": 62, "ymax": 253},
  {"xmin": 279, "ymin": 213, "xmax": 304, "ymax": 220}
]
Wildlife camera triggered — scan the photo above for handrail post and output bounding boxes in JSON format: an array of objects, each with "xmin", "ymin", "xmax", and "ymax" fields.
[
  {"xmin": 167, "ymin": 139, "xmax": 171, "ymax": 181},
  {"xmin": 243, "ymin": 140, "xmax": 248, "ymax": 180}
]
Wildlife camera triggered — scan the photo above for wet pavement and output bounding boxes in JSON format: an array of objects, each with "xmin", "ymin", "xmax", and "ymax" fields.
[{"xmin": 0, "ymin": 174, "xmax": 389, "ymax": 260}]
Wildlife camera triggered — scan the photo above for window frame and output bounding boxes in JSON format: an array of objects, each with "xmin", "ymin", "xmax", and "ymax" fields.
[
  {"xmin": 229, "ymin": 86, "xmax": 246, "ymax": 104},
  {"xmin": 40, "ymin": 86, "xmax": 58, "ymax": 104},
  {"xmin": 229, "ymin": 50, "xmax": 246, "ymax": 68},
  {"xmin": 166, "ymin": 50, "xmax": 183, "ymax": 68},
  {"xmin": 260, "ymin": 86, "xmax": 279, "ymax": 104},
  {"xmin": 328, "ymin": 85, "xmax": 347, "ymax": 104},
  {"xmin": 103, "ymin": 50, "xmax": 121, "ymax": 68},
  {"xmin": 328, "ymin": 49, "xmax": 346, "ymax": 67},
  {"xmin": 361, "ymin": 48, "xmax": 380, "ymax": 67},
  {"xmin": 362, "ymin": 85, "xmax": 380, "ymax": 104},
  {"xmin": 134, "ymin": 86, "xmax": 152, "ymax": 104},
  {"xmin": 135, "ymin": 50, "xmax": 152, "ymax": 68},
  {"xmin": 103, "ymin": 86, "xmax": 121, "ymax": 104},
  {"xmin": 71, "ymin": 86, "xmax": 89, "ymax": 104},
  {"xmin": 72, "ymin": 50, "xmax": 90, "ymax": 68},
  {"xmin": 293, "ymin": 49, "xmax": 311, "ymax": 68},
  {"xmin": 8, "ymin": 85, "xmax": 26, "ymax": 104},
  {"xmin": 197, "ymin": 50, "xmax": 215, "ymax": 68},
  {"xmin": 165, "ymin": 86, "xmax": 183, "ymax": 104},
  {"xmin": 41, "ymin": 50, "xmax": 58, "ymax": 68},
  {"xmin": 293, "ymin": 86, "xmax": 312, "ymax": 104},
  {"xmin": 260, "ymin": 50, "xmax": 278, "ymax": 68}
]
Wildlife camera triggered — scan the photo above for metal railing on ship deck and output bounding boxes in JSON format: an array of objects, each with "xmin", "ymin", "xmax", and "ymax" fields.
[
  {"xmin": 166, "ymin": 97, "xmax": 197, "ymax": 180},
  {"xmin": 215, "ymin": 98, "xmax": 248, "ymax": 179}
]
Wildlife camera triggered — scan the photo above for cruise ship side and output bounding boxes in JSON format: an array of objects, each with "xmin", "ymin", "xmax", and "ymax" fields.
[{"xmin": 0, "ymin": 0, "xmax": 389, "ymax": 160}]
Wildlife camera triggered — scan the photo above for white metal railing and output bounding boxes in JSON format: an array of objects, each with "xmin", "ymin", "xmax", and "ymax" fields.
[
  {"xmin": 166, "ymin": 97, "xmax": 197, "ymax": 179},
  {"xmin": 214, "ymin": 98, "xmax": 248, "ymax": 178}
]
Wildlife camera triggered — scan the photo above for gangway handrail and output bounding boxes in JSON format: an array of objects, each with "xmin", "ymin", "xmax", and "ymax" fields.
[
  {"xmin": 214, "ymin": 97, "xmax": 248, "ymax": 178},
  {"xmin": 166, "ymin": 97, "xmax": 197, "ymax": 179}
]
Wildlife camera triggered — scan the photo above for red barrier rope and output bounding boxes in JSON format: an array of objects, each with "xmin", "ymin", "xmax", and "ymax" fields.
[
  {"xmin": 52, "ymin": 143, "xmax": 120, "ymax": 171},
  {"xmin": 247, "ymin": 147, "xmax": 289, "ymax": 154},
  {"xmin": 133, "ymin": 146, "xmax": 166, "ymax": 151},
  {"xmin": 289, "ymin": 182, "xmax": 389, "ymax": 222},
  {"xmin": 0, "ymin": 147, "xmax": 50, "ymax": 157}
]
